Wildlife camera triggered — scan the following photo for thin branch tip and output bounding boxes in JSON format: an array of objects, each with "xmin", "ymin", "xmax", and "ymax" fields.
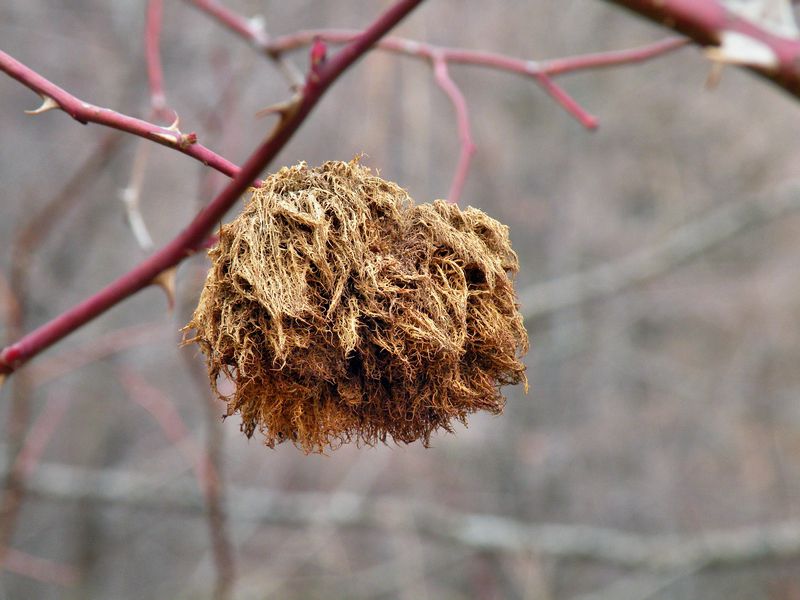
[{"xmin": 24, "ymin": 94, "xmax": 60, "ymax": 115}]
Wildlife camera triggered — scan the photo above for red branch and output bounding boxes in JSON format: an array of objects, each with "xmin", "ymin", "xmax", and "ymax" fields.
[
  {"xmin": 604, "ymin": 0, "xmax": 800, "ymax": 98},
  {"xmin": 432, "ymin": 55, "xmax": 475, "ymax": 203},
  {"xmin": 0, "ymin": 50, "xmax": 239, "ymax": 179},
  {"xmin": 188, "ymin": 6, "xmax": 683, "ymax": 197},
  {"xmin": 251, "ymin": 28, "xmax": 684, "ymax": 130},
  {"xmin": 263, "ymin": 32, "xmax": 685, "ymax": 186},
  {"xmin": 145, "ymin": 0, "xmax": 169, "ymax": 119},
  {"xmin": 266, "ymin": 30, "xmax": 687, "ymax": 78},
  {"xmin": 0, "ymin": 0, "xmax": 425, "ymax": 376},
  {"xmin": 186, "ymin": 0, "xmax": 269, "ymax": 49}
]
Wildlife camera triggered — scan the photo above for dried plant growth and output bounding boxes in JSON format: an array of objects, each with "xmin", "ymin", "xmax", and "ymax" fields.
[{"xmin": 185, "ymin": 160, "xmax": 528, "ymax": 452}]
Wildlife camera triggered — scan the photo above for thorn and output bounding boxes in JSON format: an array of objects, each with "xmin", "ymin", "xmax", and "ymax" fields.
[
  {"xmin": 0, "ymin": 373, "xmax": 6, "ymax": 391},
  {"xmin": 706, "ymin": 61, "xmax": 725, "ymax": 89},
  {"xmin": 255, "ymin": 93, "xmax": 302, "ymax": 119},
  {"xmin": 166, "ymin": 115, "xmax": 181, "ymax": 132},
  {"xmin": 152, "ymin": 267, "xmax": 177, "ymax": 311},
  {"xmin": 150, "ymin": 131, "xmax": 177, "ymax": 145},
  {"xmin": 25, "ymin": 95, "xmax": 60, "ymax": 115}
]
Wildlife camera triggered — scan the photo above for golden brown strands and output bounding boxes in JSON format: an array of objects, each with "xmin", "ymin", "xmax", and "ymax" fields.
[{"xmin": 184, "ymin": 160, "xmax": 528, "ymax": 453}]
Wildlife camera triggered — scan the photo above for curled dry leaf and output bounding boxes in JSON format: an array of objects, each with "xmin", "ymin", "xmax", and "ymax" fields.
[{"xmin": 184, "ymin": 159, "xmax": 528, "ymax": 453}]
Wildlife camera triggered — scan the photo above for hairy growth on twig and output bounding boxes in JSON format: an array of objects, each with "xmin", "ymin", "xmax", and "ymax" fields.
[{"xmin": 185, "ymin": 160, "xmax": 528, "ymax": 453}]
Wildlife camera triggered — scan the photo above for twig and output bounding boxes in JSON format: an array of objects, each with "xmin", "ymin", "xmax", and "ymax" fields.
[
  {"xmin": 529, "ymin": 71, "xmax": 599, "ymax": 129},
  {"xmin": 27, "ymin": 322, "xmax": 170, "ymax": 385},
  {"xmin": 185, "ymin": 0, "xmax": 305, "ymax": 88},
  {"xmin": 10, "ymin": 394, "xmax": 71, "ymax": 481},
  {"xmin": 432, "ymin": 55, "xmax": 475, "ymax": 203},
  {"xmin": 1, "ymin": 546, "xmax": 78, "ymax": 586},
  {"xmin": 145, "ymin": 0, "xmax": 170, "ymax": 120},
  {"xmin": 12, "ymin": 456, "xmax": 800, "ymax": 572},
  {"xmin": 119, "ymin": 365, "xmax": 234, "ymax": 598},
  {"xmin": 602, "ymin": 0, "xmax": 800, "ymax": 98},
  {"xmin": 0, "ymin": 392, "xmax": 72, "ymax": 577},
  {"xmin": 0, "ymin": 50, "xmax": 239, "ymax": 179},
  {"xmin": 187, "ymin": 4, "xmax": 683, "ymax": 192},
  {"xmin": 266, "ymin": 30, "xmax": 688, "ymax": 78},
  {"xmin": 186, "ymin": 0, "xmax": 270, "ymax": 49},
  {"xmin": 0, "ymin": 132, "xmax": 125, "ymax": 566},
  {"xmin": 117, "ymin": 368, "xmax": 211, "ymax": 484},
  {"xmin": 519, "ymin": 185, "xmax": 800, "ymax": 320},
  {"xmin": 119, "ymin": 141, "xmax": 156, "ymax": 252},
  {"xmin": 264, "ymin": 33, "xmax": 685, "ymax": 186},
  {"xmin": 116, "ymin": 0, "xmax": 174, "ymax": 252},
  {"xmin": 0, "ymin": 0, "xmax": 426, "ymax": 377},
  {"xmin": 266, "ymin": 31, "xmax": 685, "ymax": 126}
]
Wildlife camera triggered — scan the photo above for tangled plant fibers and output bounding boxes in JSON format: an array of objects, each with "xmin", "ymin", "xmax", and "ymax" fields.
[{"xmin": 185, "ymin": 160, "xmax": 528, "ymax": 453}]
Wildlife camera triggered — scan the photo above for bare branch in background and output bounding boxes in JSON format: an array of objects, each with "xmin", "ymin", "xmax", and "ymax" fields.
[
  {"xmin": 519, "ymin": 185, "xmax": 800, "ymax": 320},
  {"xmin": 12, "ymin": 457, "xmax": 800, "ymax": 572},
  {"xmin": 603, "ymin": 0, "xmax": 800, "ymax": 98}
]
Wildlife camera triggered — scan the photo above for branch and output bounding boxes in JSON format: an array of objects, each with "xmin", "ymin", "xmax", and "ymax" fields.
[
  {"xmin": 265, "ymin": 30, "xmax": 687, "ymax": 78},
  {"xmin": 262, "ymin": 32, "xmax": 685, "ymax": 187},
  {"xmin": 1, "ymin": 546, "xmax": 78, "ymax": 587},
  {"xmin": 519, "ymin": 185, "xmax": 800, "ymax": 320},
  {"xmin": 0, "ymin": 0, "xmax": 425, "ymax": 377},
  {"xmin": 185, "ymin": 0, "xmax": 305, "ymax": 88},
  {"xmin": 185, "ymin": 2, "xmax": 683, "ymax": 195},
  {"xmin": 270, "ymin": 32, "xmax": 685, "ymax": 131},
  {"xmin": 145, "ymin": 0, "xmax": 169, "ymax": 119},
  {"xmin": 432, "ymin": 55, "xmax": 475, "ymax": 203},
  {"xmin": 602, "ymin": 0, "xmax": 800, "ymax": 99},
  {"xmin": 13, "ymin": 455, "xmax": 800, "ymax": 572},
  {"xmin": 0, "ymin": 50, "xmax": 239, "ymax": 179}
]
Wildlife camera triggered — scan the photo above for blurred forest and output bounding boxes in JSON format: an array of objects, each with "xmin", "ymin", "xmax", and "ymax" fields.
[{"xmin": 3, "ymin": 1, "xmax": 800, "ymax": 599}]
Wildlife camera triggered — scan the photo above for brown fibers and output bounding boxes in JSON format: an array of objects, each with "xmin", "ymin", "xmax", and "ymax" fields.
[{"xmin": 184, "ymin": 160, "xmax": 528, "ymax": 453}]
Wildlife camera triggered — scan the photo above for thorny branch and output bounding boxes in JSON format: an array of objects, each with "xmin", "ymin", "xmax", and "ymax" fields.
[
  {"xmin": 0, "ymin": 4, "xmax": 692, "ymax": 377},
  {"xmin": 0, "ymin": 0, "xmax": 426, "ymax": 377},
  {"xmin": 0, "ymin": 50, "xmax": 239, "ymax": 179},
  {"xmin": 603, "ymin": 0, "xmax": 800, "ymax": 98},
  {"xmin": 188, "ymin": 0, "xmax": 686, "ymax": 199}
]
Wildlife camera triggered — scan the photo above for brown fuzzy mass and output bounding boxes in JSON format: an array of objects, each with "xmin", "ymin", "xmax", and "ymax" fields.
[{"xmin": 184, "ymin": 159, "xmax": 528, "ymax": 453}]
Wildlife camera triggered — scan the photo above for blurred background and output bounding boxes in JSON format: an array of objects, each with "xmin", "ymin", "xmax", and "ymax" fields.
[{"xmin": 2, "ymin": 1, "xmax": 800, "ymax": 598}]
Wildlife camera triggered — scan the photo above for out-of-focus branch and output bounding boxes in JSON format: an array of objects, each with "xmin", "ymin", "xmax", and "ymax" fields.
[
  {"xmin": 432, "ymin": 55, "xmax": 475, "ymax": 203},
  {"xmin": 0, "ymin": 0, "xmax": 425, "ymax": 377},
  {"xmin": 0, "ymin": 132, "xmax": 126, "ymax": 565},
  {"xmin": 185, "ymin": 0, "xmax": 304, "ymax": 88},
  {"xmin": 520, "ymin": 185, "xmax": 800, "ymax": 320},
  {"xmin": 118, "ymin": 0, "xmax": 173, "ymax": 253},
  {"xmin": 266, "ymin": 31, "xmax": 685, "ymax": 130},
  {"xmin": 15, "ymin": 456, "xmax": 800, "ymax": 572},
  {"xmin": 1, "ymin": 546, "xmax": 78, "ymax": 587},
  {"xmin": 0, "ymin": 50, "xmax": 239, "ymax": 179},
  {"xmin": 197, "ymin": 4, "xmax": 682, "ymax": 197},
  {"xmin": 266, "ymin": 32, "xmax": 685, "ymax": 189},
  {"xmin": 145, "ymin": 0, "xmax": 169, "ymax": 119},
  {"xmin": 602, "ymin": 0, "xmax": 800, "ymax": 99},
  {"xmin": 266, "ymin": 30, "xmax": 687, "ymax": 79},
  {"xmin": 0, "ymin": 394, "xmax": 72, "ymax": 576}
]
